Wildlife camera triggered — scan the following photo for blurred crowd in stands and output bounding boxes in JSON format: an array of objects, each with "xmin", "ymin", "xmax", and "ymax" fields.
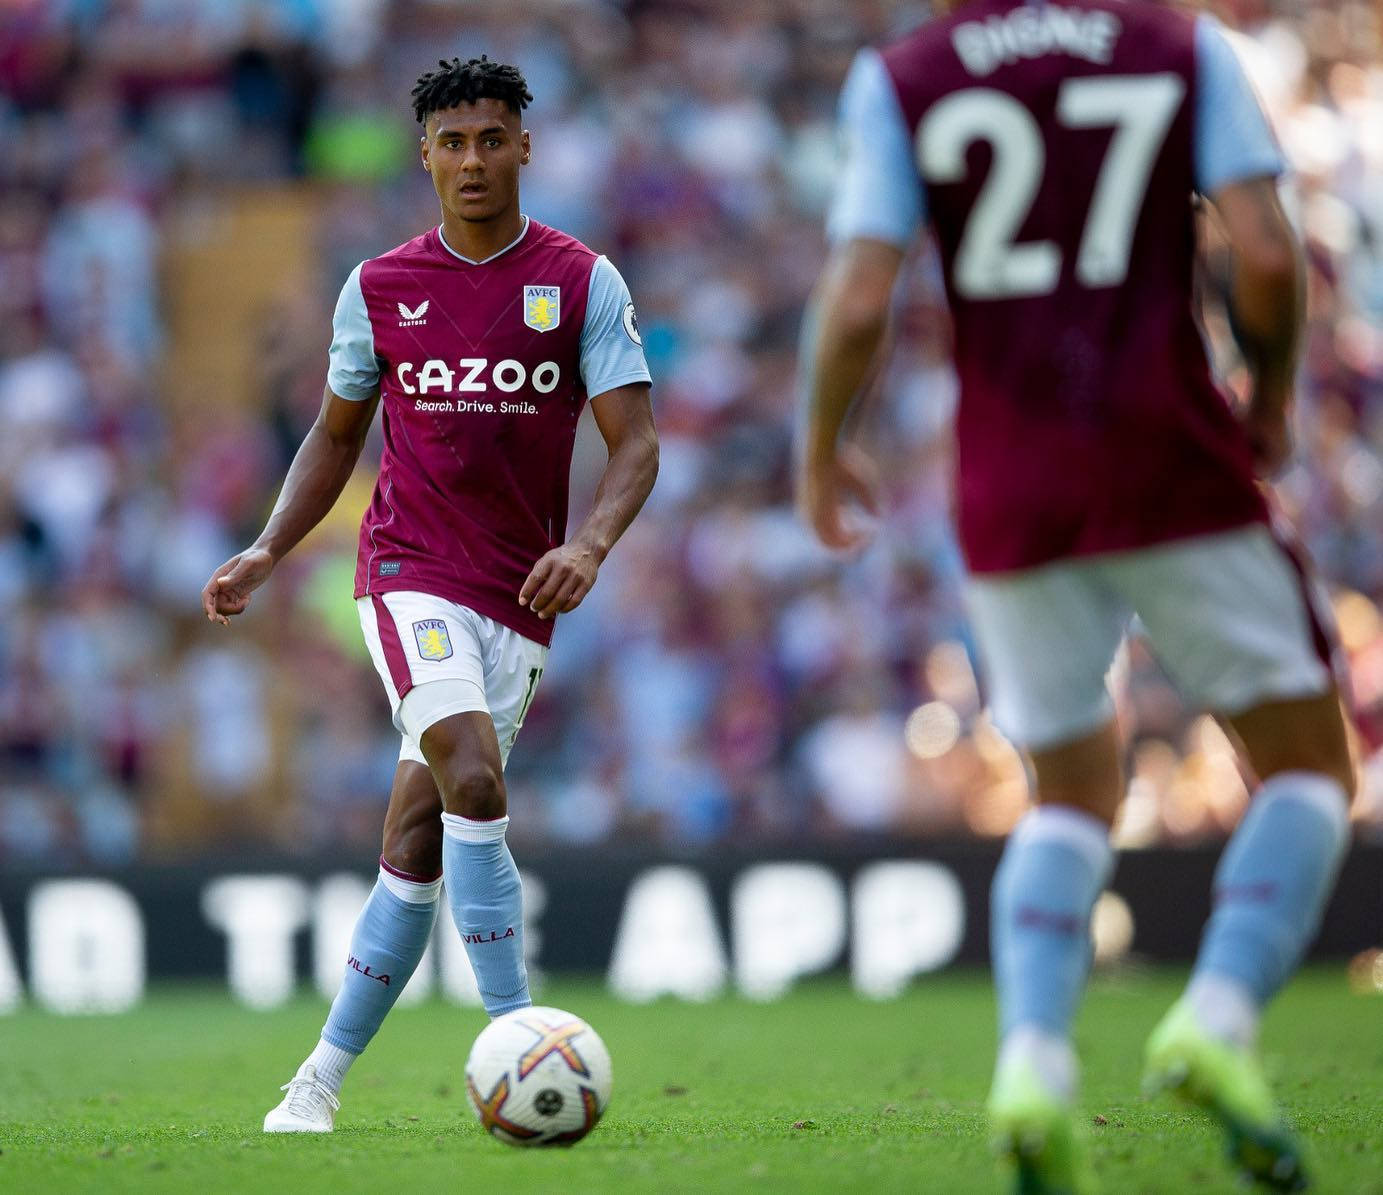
[{"xmin": 1, "ymin": 0, "xmax": 1381, "ymax": 864}]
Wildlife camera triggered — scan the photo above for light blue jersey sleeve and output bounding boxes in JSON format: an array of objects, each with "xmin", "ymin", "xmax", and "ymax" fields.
[
  {"xmin": 326, "ymin": 263, "xmax": 381, "ymax": 401},
  {"xmin": 826, "ymin": 48, "xmax": 926, "ymax": 248},
  {"xmin": 1194, "ymin": 17, "xmax": 1286, "ymax": 195},
  {"xmin": 580, "ymin": 256, "xmax": 652, "ymax": 398}
]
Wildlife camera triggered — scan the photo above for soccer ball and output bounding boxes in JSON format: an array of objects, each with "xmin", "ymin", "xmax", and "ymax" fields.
[{"xmin": 464, "ymin": 1006, "xmax": 612, "ymax": 1147}]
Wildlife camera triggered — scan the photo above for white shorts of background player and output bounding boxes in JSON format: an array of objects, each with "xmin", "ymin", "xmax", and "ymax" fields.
[
  {"xmin": 357, "ymin": 591, "xmax": 548, "ymax": 768},
  {"xmin": 964, "ymin": 524, "xmax": 1338, "ymax": 751}
]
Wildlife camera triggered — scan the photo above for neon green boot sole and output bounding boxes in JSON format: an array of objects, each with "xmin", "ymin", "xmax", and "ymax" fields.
[{"xmin": 1144, "ymin": 1000, "xmax": 1308, "ymax": 1192}]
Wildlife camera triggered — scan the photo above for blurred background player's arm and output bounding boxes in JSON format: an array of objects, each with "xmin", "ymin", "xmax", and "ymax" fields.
[
  {"xmin": 798, "ymin": 241, "xmax": 902, "ymax": 550},
  {"xmin": 201, "ymin": 386, "xmax": 379, "ymax": 624},
  {"xmin": 1209, "ymin": 179, "xmax": 1303, "ymax": 476},
  {"xmin": 797, "ymin": 48, "xmax": 923, "ymax": 550},
  {"xmin": 1191, "ymin": 18, "xmax": 1301, "ymax": 476}
]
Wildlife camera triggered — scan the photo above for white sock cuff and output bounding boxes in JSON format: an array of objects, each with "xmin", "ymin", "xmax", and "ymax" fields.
[
  {"xmin": 378, "ymin": 859, "xmax": 443, "ymax": 904},
  {"xmin": 310, "ymin": 1038, "xmax": 359, "ymax": 1067},
  {"xmin": 441, "ymin": 811, "xmax": 510, "ymax": 843},
  {"xmin": 1186, "ymin": 972, "xmax": 1260, "ymax": 1048},
  {"xmin": 996, "ymin": 1024, "xmax": 1078, "ymax": 1103},
  {"xmin": 1014, "ymin": 804, "xmax": 1114, "ymax": 881},
  {"xmin": 1255, "ymin": 771, "xmax": 1351, "ymax": 853},
  {"xmin": 307, "ymin": 1037, "xmax": 359, "ymax": 1095}
]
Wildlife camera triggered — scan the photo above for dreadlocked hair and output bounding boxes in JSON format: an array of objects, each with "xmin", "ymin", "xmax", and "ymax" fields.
[{"xmin": 411, "ymin": 55, "xmax": 533, "ymax": 125}]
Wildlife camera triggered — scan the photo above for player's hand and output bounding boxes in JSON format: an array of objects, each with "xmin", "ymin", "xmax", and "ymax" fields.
[
  {"xmin": 519, "ymin": 543, "xmax": 600, "ymax": 620},
  {"xmin": 797, "ymin": 441, "xmax": 881, "ymax": 551},
  {"xmin": 201, "ymin": 548, "xmax": 276, "ymax": 626},
  {"xmin": 1243, "ymin": 402, "xmax": 1292, "ymax": 479}
]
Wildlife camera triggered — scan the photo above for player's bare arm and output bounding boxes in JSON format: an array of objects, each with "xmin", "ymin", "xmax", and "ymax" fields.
[
  {"xmin": 519, "ymin": 382, "xmax": 657, "ymax": 620},
  {"xmin": 796, "ymin": 237, "xmax": 902, "ymax": 550},
  {"xmin": 200, "ymin": 386, "xmax": 379, "ymax": 625},
  {"xmin": 1209, "ymin": 176, "xmax": 1304, "ymax": 475}
]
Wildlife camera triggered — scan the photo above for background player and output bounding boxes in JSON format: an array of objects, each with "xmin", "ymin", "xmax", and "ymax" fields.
[
  {"xmin": 200, "ymin": 56, "xmax": 657, "ymax": 1132},
  {"xmin": 798, "ymin": 1, "xmax": 1354, "ymax": 1190}
]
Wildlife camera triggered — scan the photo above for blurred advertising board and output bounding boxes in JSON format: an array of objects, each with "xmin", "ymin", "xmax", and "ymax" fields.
[{"xmin": 0, "ymin": 844, "xmax": 1378, "ymax": 1014}]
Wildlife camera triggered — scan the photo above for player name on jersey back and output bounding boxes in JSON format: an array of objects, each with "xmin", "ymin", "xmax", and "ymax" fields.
[
  {"xmin": 351, "ymin": 221, "xmax": 598, "ymax": 646},
  {"xmin": 952, "ymin": 3, "xmax": 1121, "ymax": 78}
]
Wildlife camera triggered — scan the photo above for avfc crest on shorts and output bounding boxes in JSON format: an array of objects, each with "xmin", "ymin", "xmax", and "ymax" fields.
[
  {"xmin": 523, "ymin": 285, "xmax": 560, "ymax": 333},
  {"xmin": 413, "ymin": 619, "xmax": 453, "ymax": 662}
]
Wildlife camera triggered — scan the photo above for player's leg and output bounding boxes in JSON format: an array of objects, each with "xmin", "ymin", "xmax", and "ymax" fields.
[
  {"xmin": 984, "ymin": 721, "xmax": 1120, "ymax": 1194},
  {"xmin": 1143, "ymin": 694, "xmax": 1351, "ymax": 1189},
  {"xmin": 995, "ymin": 719, "xmax": 1122, "ymax": 1067},
  {"xmin": 350, "ymin": 591, "xmax": 541, "ymax": 1017},
  {"xmin": 264, "ymin": 590, "xmax": 491, "ymax": 1131},
  {"xmin": 265, "ymin": 759, "xmax": 445, "ymax": 1132},
  {"xmin": 1193, "ymin": 691, "xmax": 1353, "ymax": 1042},
  {"xmin": 409, "ymin": 608, "xmax": 547, "ymax": 1020},
  {"xmin": 1141, "ymin": 692, "xmax": 1351, "ymax": 1193},
  {"xmin": 419, "ymin": 708, "xmax": 532, "ymax": 1017},
  {"xmin": 311, "ymin": 761, "xmax": 445, "ymax": 1087},
  {"xmin": 967, "ymin": 563, "xmax": 1128, "ymax": 1192},
  {"xmin": 1120, "ymin": 526, "xmax": 1353, "ymax": 1189}
]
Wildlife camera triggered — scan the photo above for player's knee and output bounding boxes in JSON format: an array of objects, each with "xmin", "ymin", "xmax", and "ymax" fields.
[
  {"xmin": 1235, "ymin": 694, "xmax": 1358, "ymax": 802},
  {"xmin": 1250, "ymin": 705, "xmax": 1355, "ymax": 796},
  {"xmin": 436, "ymin": 761, "xmax": 506, "ymax": 820},
  {"xmin": 382, "ymin": 819, "xmax": 443, "ymax": 879}
]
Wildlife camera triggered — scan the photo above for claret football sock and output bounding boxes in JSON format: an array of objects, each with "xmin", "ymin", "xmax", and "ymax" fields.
[
  {"xmin": 991, "ymin": 805, "xmax": 1114, "ymax": 1052},
  {"xmin": 1192, "ymin": 771, "xmax": 1349, "ymax": 1015},
  {"xmin": 316, "ymin": 860, "xmax": 443, "ymax": 1086},
  {"xmin": 441, "ymin": 812, "xmax": 531, "ymax": 1017}
]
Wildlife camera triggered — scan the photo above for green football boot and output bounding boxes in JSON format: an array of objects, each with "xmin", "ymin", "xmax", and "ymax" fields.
[
  {"xmin": 1143, "ymin": 999, "xmax": 1308, "ymax": 1191},
  {"xmin": 987, "ymin": 1057, "xmax": 1087, "ymax": 1195}
]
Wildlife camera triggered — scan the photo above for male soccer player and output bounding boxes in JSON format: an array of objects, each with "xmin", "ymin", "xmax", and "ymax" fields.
[
  {"xmin": 200, "ymin": 56, "xmax": 657, "ymax": 1132},
  {"xmin": 799, "ymin": 2, "xmax": 1354, "ymax": 1190}
]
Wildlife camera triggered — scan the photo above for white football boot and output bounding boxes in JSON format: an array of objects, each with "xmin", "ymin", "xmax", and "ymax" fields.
[{"xmin": 263, "ymin": 1064, "xmax": 341, "ymax": 1133}]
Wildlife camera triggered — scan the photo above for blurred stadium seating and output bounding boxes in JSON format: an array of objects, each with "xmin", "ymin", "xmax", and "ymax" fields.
[{"xmin": 1, "ymin": 0, "xmax": 1380, "ymax": 866}]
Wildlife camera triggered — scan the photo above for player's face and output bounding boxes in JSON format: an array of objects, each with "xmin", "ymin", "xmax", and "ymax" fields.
[{"xmin": 421, "ymin": 99, "xmax": 530, "ymax": 224}]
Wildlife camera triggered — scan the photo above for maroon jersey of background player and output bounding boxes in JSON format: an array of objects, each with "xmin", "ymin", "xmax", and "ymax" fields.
[{"xmin": 845, "ymin": 0, "xmax": 1283, "ymax": 572}]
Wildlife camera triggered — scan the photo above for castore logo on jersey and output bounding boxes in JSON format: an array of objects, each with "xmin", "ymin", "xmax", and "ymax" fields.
[{"xmin": 397, "ymin": 300, "xmax": 430, "ymax": 327}]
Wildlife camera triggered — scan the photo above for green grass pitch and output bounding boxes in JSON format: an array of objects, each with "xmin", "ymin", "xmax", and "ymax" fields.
[{"xmin": 3, "ymin": 969, "xmax": 1380, "ymax": 1193}]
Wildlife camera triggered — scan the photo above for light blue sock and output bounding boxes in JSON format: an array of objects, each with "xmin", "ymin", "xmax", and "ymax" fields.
[
  {"xmin": 441, "ymin": 812, "xmax": 530, "ymax": 1017},
  {"xmin": 991, "ymin": 805, "xmax": 1114, "ymax": 1039},
  {"xmin": 1194, "ymin": 771, "xmax": 1349, "ymax": 1006},
  {"xmin": 318, "ymin": 861, "xmax": 441, "ymax": 1069}
]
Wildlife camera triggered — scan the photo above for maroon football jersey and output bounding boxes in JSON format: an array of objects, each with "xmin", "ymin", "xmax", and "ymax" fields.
[
  {"xmin": 881, "ymin": 0, "xmax": 1267, "ymax": 572},
  {"xmin": 353, "ymin": 222, "xmax": 596, "ymax": 645}
]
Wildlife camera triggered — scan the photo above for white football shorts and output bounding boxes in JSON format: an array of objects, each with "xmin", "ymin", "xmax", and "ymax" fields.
[
  {"xmin": 963, "ymin": 523, "xmax": 1338, "ymax": 751},
  {"xmin": 357, "ymin": 591, "xmax": 548, "ymax": 768}
]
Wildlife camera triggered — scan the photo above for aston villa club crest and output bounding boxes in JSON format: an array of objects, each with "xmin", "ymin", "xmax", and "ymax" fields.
[
  {"xmin": 523, "ymin": 285, "xmax": 560, "ymax": 332},
  {"xmin": 413, "ymin": 619, "xmax": 453, "ymax": 661}
]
